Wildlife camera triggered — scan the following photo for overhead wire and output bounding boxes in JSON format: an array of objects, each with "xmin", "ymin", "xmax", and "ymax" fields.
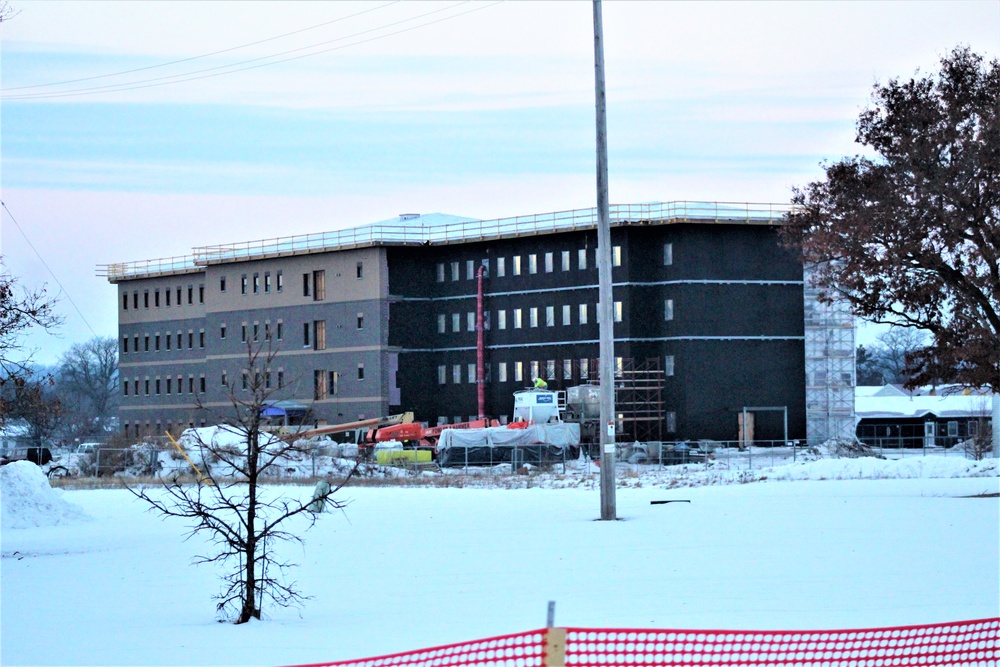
[
  {"xmin": 2, "ymin": 1, "xmax": 401, "ymax": 92},
  {"xmin": 1, "ymin": 201, "xmax": 98, "ymax": 338},
  {"xmin": 2, "ymin": 1, "xmax": 503, "ymax": 101}
]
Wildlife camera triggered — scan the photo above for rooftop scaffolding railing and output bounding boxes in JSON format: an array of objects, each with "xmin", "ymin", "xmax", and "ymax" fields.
[
  {"xmin": 103, "ymin": 201, "xmax": 794, "ymax": 279},
  {"xmin": 97, "ymin": 255, "xmax": 201, "ymax": 282}
]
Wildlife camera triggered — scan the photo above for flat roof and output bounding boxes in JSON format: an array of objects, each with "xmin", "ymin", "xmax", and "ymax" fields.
[{"xmin": 99, "ymin": 200, "xmax": 792, "ymax": 282}]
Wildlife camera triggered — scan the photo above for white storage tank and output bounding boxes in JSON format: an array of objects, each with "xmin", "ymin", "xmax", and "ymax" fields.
[{"xmin": 513, "ymin": 390, "xmax": 560, "ymax": 423}]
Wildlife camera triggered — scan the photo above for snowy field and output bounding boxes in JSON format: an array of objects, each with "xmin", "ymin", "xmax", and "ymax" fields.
[{"xmin": 1, "ymin": 456, "xmax": 998, "ymax": 667}]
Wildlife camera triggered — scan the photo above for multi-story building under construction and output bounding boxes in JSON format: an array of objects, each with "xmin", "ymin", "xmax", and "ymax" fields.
[{"xmin": 103, "ymin": 201, "xmax": 850, "ymax": 444}]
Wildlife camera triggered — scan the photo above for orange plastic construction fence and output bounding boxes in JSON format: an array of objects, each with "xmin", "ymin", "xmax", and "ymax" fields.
[{"xmin": 285, "ymin": 617, "xmax": 999, "ymax": 667}]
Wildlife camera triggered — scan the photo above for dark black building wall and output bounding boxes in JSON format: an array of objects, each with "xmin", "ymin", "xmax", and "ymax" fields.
[{"xmin": 388, "ymin": 224, "xmax": 805, "ymax": 436}]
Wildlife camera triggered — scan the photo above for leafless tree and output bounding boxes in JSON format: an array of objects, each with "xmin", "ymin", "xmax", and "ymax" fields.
[
  {"xmin": 127, "ymin": 340, "xmax": 357, "ymax": 623},
  {"xmin": 0, "ymin": 1, "xmax": 20, "ymax": 23},
  {"xmin": 0, "ymin": 262, "xmax": 61, "ymax": 413},
  {"xmin": 56, "ymin": 337, "xmax": 119, "ymax": 437},
  {"xmin": 0, "ymin": 371, "xmax": 63, "ymax": 444}
]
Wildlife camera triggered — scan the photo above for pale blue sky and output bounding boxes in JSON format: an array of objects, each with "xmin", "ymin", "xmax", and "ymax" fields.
[{"xmin": 1, "ymin": 0, "xmax": 998, "ymax": 364}]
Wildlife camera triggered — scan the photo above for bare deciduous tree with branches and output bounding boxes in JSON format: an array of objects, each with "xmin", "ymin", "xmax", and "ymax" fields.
[{"xmin": 128, "ymin": 340, "xmax": 357, "ymax": 623}]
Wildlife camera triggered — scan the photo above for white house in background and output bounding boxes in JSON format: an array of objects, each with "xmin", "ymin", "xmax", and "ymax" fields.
[
  {"xmin": 855, "ymin": 384, "xmax": 994, "ymax": 449},
  {"xmin": 0, "ymin": 419, "xmax": 33, "ymax": 453}
]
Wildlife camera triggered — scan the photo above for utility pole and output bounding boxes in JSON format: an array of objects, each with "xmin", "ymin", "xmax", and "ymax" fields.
[{"xmin": 593, "ymin": 0, "xmax": 616, "ymax": 521}]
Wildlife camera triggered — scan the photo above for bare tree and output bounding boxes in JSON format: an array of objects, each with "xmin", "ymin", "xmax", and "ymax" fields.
[
  {"xmin": 0, "ymin": 262, "xmax": 61, "ymax": 411},
  {"xmin": 0, "ymin": 1, "xmax": 20, "ymax": 23},
  {"xmin": 869, "ymin": 328, "xmax": 929, "ymax": 386},
  {"xmin": 127, "ymin": 340, "xmax": 357, "ymax": 624},
  {"xmin": 56, "ymin": 337, "xmax": 119, "ymax": 437}
]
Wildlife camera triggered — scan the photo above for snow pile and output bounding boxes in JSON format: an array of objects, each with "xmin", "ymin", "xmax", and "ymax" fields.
[
  {"xmin": 0, "ymin": 461, "xmax": 91, "ymax": 529},
  {"xmin": 758, "ymin": 454, "xmax": 998, "ymax": 482}
]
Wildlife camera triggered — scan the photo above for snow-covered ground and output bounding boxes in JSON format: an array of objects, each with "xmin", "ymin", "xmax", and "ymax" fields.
[{"xmin": 1, "ymin": 456, "xmax": 997, "ymax": 667}]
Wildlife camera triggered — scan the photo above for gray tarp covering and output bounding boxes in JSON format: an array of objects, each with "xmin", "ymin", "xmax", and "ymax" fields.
[{"xmin": 436, "ymin": 423, "xmax": 581, "ymax": 467}]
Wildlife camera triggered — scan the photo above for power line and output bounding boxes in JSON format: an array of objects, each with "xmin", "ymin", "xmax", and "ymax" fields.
[
  {"xmin": 2, "ymin": 1, "xmax": 401, "ymax": 92},
  {"xmin": 2, "ymin": 1, "xmax": 503, "ymax": 101},
  {"xmin": 1, "ymin": 200, "xmax": 98, "ymax": 339}
]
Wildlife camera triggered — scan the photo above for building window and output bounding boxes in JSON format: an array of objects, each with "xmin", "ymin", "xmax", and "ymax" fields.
[
  {"xmin": 453, "ymin": 365, "xmax": 461, "ymax": 384},
  {"xmin": 276, "ymin": 270, "xmax": 283, "ymax": 291},
  {"xmin": 303, "ymin": 322, "xmax": 311, "ymax": 347},
  {"xmin": 513, "ymin": 256, "xmax": 521, "ymax": 276},
  {"xmin": 514, "ymin": 309, "xmax": 523, "ymax": 329},
  {"xmin": 498, "ymin": 310, "xmax": 507, "ymax": 330},
  {"xmin": 264, "ymin": 272, "xmax": 271, "ymax": 293},
  {"xmin": 615, "ymin": 356, "xmax": 624, "ymax": 378},
  {"xmin": 144, "ymin": 379, "xmax": 150, "ymax": 396},
  {"xmin": 122, "ymin": 336, "xmax": 129, "ymax": 353},
  {"xmin": 222, "ymin": 370, "xmax": 228, "ymax": 387},
  {"xmin": 438, "ymin": 314, "xmax": 447, "ymax": 334},
  {"xmin": 546, "ymin": 359, "xmax": 555, "ymax": 379},
  {"xmin": 313, "ymin": 270, "xmax": 326, "ymax": 301},
  {"xmin": 123, "ymin": 382, "xmax": 129, "ymax": 396},
  {"xmin": 663, "ymin": 242, "xmax": 673, "ymax": 266},
  {"xmin": 546, "ymin": 306, "xmax": 555, "ymax": 327},
  {"xmin": 561, "ymin": 250, "xmax": 570, "ymax": 271},
  {"xmin": 562, "ymin": 304, "xmax": 571, "ymax": 325},
  {"xmin": 265, "ymin": 372, "xmax": 271, "ymax": 389},
  {"xmin": 253, "ymin": 322, "xmax": 259, "ymax": 342},
  {"xmin": 452, "ymin": 313, "xmax": 460, "ymax": 333},
  {"xmin": 514, "ymin": 361, "xmax": 523, "ymax": 383},
  {"xmin": 329, "ymin": 371, "xmax": 339, "ymax": 395},
  {"xmin": 241, "ymin": 323, "xmax": 247, "ymax": 343},
  {"xmin": 497, "ymin": 257, "xmax": 506, "ymax": 277},
  {"xmin": 155, "ymin": 378, "xmax": 161, "ymax": 395},
  {"xmin": 467, "ymin": 312, "xmax": 475, "ymax": 332},
  {"xmin": 132, "ymin": 291, "xmax": 138, "ymax": 309},
  {"xmin": 664, "ymin": 299, "xmax": 674, "ymax": 321},
  {"xmin": 199, "ymin": 330, "xmax": 205, "ymax": 348},
  {"xmin": 303, "ymin": 272, "xmax": 311, "ymax": 297},
  {"xmin": 579, "ymin": 358, "xmax": 589, "ymax": 381},
  {"xmin": 356, "ymin": 261, "xmax": 364, "ymax": 280},
  {"xmin": 467, "ymin": 363, "xmax": 476, "ymax": 383},
  {"xmin": 176, "ymin": 287, "xmax": 182, "ymax": 304},
  {"xmin": 665, "ymin": 355, "xmax": 675, "ymax": 377},
  {"xmin": 947, "ymin": 421, "xmax": 959, "ymax": 437},
  {"xmin": 165, "ymin": 334, "xmax": 171, "ymax": 351},
  {"xmin": 314, "ymin": 320, "xmax": 326, "ymax": 350},
  {"xmin": 277, "ymin": 370, "xmax": 284, "ymax": 388},
  {"xmin": 357, "ymin": 313, "xmax": 364, "ymax": 330},
  {"xmin": 579, "ymin": 303, "xmax": 588, "ymax": 325},
  {"xmin": 154, "ymin": 290, "xmax": 160, "ymax": 308},
  {"xmin": 528, "ymin": 254, "xmax": 537, "ymax": 274},
  {"xmin": 614, "ymin": 301, "xmax": 623, "ymax": 322},
  {"xmin": 154, "ymin": 334, "xmax": 161, "ymax": 352},
  {"xmin": 166, "ymin": 378, "xmax": 172, "ymax": 395},
  {"xmin": 436, "ymin": 263, "xmax": 445, "ymax": 282},
  {"xmin": 189, "ymin": 330, "xmax": 194, "ymax": 348},
  {"xmin": 466, "ymin": 260, "xmax": 475, "ymax": 280},
  {"xmin": 529, "ymin": 307, "xmax": 538, "ymax": 328},
  {"xmin": 276, "ymin": 320, "xmax": 283, "ymax": 340},
  {"xmin": 165, "ymin": 289, "xmax": 171, "ymax": 307},
  {"xmin": 188, "ymin": 376, "xmax": 194, "ymax": 394},
  {"xmin": 122, "ymin": 293, "xmax": 128, "ymax": 310},
  {"xmin": 578, "ymin": 248, "xmax": 588, "ymax": 270},
  {"xmin": 265, "ymin": 322, "xmax": 271, "ymax": 340},
  {"xmin": 612, "ymin": 245, "xmax": 622, "ymax": 267},
  {"xmin": 438, "ymin": 365, "xmax": 447, "ymax": 385},
  {"xmin": 314, "ymin": 370, "xmax": 327, "ymax": 400},
  {"xmin": 498, "ymin": 362, "xmax": 507, "ymax": 383},
  {"xmin": 451, "ymin": 261, "xmax": 460, "ymax": 281},
  {"xmin": 144, "ymin": 290, "xmax": 150, "ymax": 308},
  {"xmin": 357, "ymin": 363, "xmax": 365, "ymax": 380},
  {"xmin": 252, "ymin": 273, "xmax": 260, "ymax": 294},
  {"xmin": 545, "ymin": 252, "xmax": 553, "ymax": 273},
  {"xmin": 220, "ymin": 276, "xmax": 227, "ymax": 292},
  {"xmin": 221, "ymin": 323, "xmax": 227, "ymax": 340},
  {"xmin": 530, "ymin": 360, "xmax": 540, "ymax": 380},
  {"xmin": 563, "ymin": 359, "xmax": 573, "ymax": 380},
  {"xmin": 198, "ymin": 285, "xmax": 203, "ymax": 303}
]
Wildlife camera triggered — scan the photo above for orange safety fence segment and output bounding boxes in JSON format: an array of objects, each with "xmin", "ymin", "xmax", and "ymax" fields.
[
  {"xmin": 287, "ymin": 629, "xmax": 548, "ymax": 667},
  {"xmin": 282, "ymin": 618, "xmax": 999, "ymax": 667},
  {"xmin": 561, "ymin": 618, "xmax": 999, "ymax": 666}
]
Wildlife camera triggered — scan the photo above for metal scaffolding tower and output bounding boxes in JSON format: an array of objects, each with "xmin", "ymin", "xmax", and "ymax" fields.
[
  {"xmin": 804, "ymin": 277, "xmax": 856, "ymax": 445},
  {"xmin": 577, "ymin": 357, "xmax": 665, "ymax": 443}
]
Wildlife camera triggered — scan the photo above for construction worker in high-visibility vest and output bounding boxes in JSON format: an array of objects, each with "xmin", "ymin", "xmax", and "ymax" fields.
[{"xmin": 533, "ymin": 376, "xmax": 548, "ymax": 390}]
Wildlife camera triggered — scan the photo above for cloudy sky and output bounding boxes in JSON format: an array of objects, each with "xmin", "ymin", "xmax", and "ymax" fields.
[{"xmin": 2, "ymin": 0, "xmax": 998, "ymax": 364}]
